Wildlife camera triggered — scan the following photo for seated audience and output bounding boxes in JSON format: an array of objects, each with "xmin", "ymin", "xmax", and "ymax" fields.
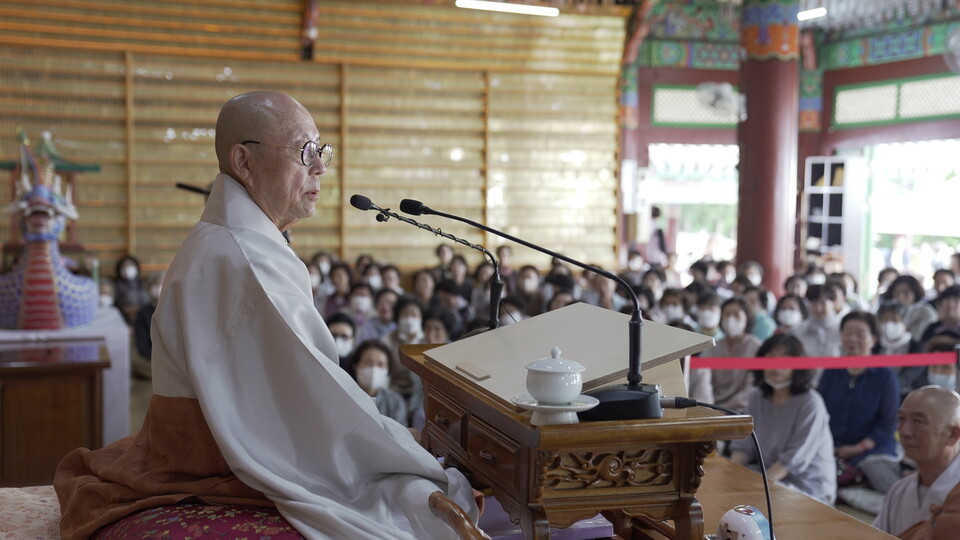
[
  {"xmin": 498, "ymin": 295, "xmax": 526, "ymax": 326},
  {"xmin": 384, "ymin": 296, "xmax": 426, "ymax": 415},
  {"xmin": 431, "ymin": 244, "xmax": 454, "ymax": 285},
  {"xmin": 619, "ymin": 249, "xmax": 646, "ymax": 288},
  {"xmin": 326, "ymin": 312, "xmax": 356, "ymax": 372},
  {"xmin": 469, "ymin": 261, "xmax": 497, "ymax": 318},
  {"xmin": 925, "ymin": 336, "xmax": 960, "ymax": 392},
  {"xmin": 694, "ymin": 292, "xmax": 724, "ymax": 341},
  {"xmin": 113, "ymin": 254, "xmax": 151, "ymax": 324},
  {"xmin": 931, "ymin": 268, "xmax": 956, "ymax": 298},
  {"xmin": 516, "ymin": 264, "xmax": 545, "ymax": 317},
  {"xmin": 546, "ymin": 290, "xmax": 575, "ymax": 312},
  {"xmin": 496, "ymin": 244, "xmax": 516, "ymax": 293},
  {"xmin": 873, "ymin": 386, "xmax": 960, "ymax": 537},
  {"xmin": 320, "ymin": 262, "xmax": 352, "ymax": 318},
  {"xmin": 341, "ymin": 283, "xmax": 376, "ymax": 329},
  {"xmin": 669, "ymin": 321, "xmax": 713, "ymax": 404},
  {"xmin": 783, "ymin": 273, "xmax": 808, "ymax": 299},
  {"xmin": 729, "ymin": 334, "xmax": 836, "ymax": 505},
  {"xmin": 819, "ymin": 311, "xmax": 901, "ymax": 494},
  {"xmin": 412, "ymin": 269, "xmax": 440, "ymax": 314},
  {"xmin": 581, "ymin": 267, "xmax": 628, "ymax": 312},
  {"xmin": 424, "ymin": 309, "xmax": 457, "ymax": 344},
  {"xmin": 772, "ymin": 293, "xmax": 807, "ymax": 334},
  {"xmin": 743, "ymin": 286, "xmax": 776, "ymax": 341},
  {"xmin": 381, "ymin": 264, "xmax": 404, "ymax": 295},
  {"xmin": 921, "ymin": 285, "xmax": 960, "ymax": 347},
  {"xmin": 350, "ymin": 340, "xmax": 408, "ymax": 427},
  {"xmin": 876, "ymin": 302, "xmax": 925, "ymax": 400},
  {"xmin": 885, "ymin": 275, "xmax": 939, "ymax": 340},
  {"xmin": 659, "ymin": 287, "xmax": 694, "ymax": 326},
  {"xmin": 826, "ymin": 278, "xmax": 852, "ymax": 320},
  {"xmin": 791, "ymin": 284, "xmax": 841, "ymax": 358},
  {"xmin": 360, "ymin": 262, "xmax": 383, "ymax": 292},
  {"xmin": 448, "ymin": 255, "xmax": 474, "ymax": 302},
  {"xmin": 356, "ymin": 288, "xmax": 399, "ymax": 343},
  {"xmin": 436, "ymin": 279, "xmax": 472, "ymax": 336},
  {"xmin": 701, "ymin": 297, "xmax": 761, "ymax": 412}
]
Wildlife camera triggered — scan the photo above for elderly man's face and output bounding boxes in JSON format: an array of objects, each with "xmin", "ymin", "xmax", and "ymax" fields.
[
  {"xmin": 898, "ymin": 392, "xmax": 956, "ymax": 464},
  {"xmin": 245, "ymin": 103, "xmax": 325, "ymax": 231}
]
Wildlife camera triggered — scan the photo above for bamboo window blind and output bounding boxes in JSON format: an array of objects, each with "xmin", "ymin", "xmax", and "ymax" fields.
[{"xmin": 0, "ymin": 0, "xmax": 624, "ymax": 273}]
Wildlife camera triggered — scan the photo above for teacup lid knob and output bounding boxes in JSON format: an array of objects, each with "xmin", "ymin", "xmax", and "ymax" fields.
[{"xmin": 550, "ymin": 346, "xmax": 561, "ymax": 359}]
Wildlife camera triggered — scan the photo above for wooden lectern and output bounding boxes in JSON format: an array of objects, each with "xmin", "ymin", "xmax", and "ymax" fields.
[{"xmin": 401, "ymin": 304, "xmax": 754, "ymax": 539}]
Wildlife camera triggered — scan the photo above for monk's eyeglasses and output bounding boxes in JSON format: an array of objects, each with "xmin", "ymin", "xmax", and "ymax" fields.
[{"xmin": 241, "ymin": 140, "xmax": 334, "ymax": 168}]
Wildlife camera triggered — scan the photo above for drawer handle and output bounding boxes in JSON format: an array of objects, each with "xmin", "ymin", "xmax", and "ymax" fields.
[
  {"xmin": 435, "ymin": 413, "xmax": 450, "ymax": 429},
  {"xmin": 478, "ymin": 448, "xmax": 496, "ymax": 464}
]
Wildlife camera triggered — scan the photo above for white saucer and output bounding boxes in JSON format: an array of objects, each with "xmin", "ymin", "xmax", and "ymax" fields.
[{"xmin": 510, "ymin": 394, "xmax": 600, "ymax": 425}]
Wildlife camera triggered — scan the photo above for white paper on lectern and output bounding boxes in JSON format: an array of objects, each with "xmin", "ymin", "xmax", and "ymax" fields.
[{"xmin": 424, "ymin": 302, "xmax": 714, "ymax": 406}]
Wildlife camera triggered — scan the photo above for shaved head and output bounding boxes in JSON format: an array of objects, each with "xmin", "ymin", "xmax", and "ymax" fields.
[
  {"xmin": 215, "ymin": 91, "xmax": 307, "ymax": 175},
  {"xmin": 213, "ymin": 91, "xmax": 324, "ymax": 231},
  {"xmin": 904, "ymin": 386, "xmax": 960, "ymax": 430}
]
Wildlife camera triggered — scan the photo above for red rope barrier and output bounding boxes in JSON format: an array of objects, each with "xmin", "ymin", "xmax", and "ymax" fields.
[{"xmin": 689, "ymin": 352, "xmax": 956, "ymax": 371}]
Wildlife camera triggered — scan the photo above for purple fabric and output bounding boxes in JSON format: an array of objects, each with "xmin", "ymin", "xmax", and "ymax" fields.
[
  {"xmin": 94, "ymin": 503, "xmax": 304, "ymax": 539},
  {"xmin": 478, "ymin": 496, "xmax": 613, "ymax": 540}
]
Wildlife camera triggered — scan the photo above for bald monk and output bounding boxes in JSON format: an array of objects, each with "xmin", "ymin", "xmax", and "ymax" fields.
[
  {"xmin": 55, "ymin": 91, "xmax": 479, "ymax": 539},
  {"xmin": 873, "ymin": 386, "xmax": 960, "ymax": 537}
]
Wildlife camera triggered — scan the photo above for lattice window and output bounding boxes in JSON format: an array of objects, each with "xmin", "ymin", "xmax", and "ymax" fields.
[
  {"xmin": 651, "ymin": 86, "xmax": 738, "ymax": 127},
  {"xmin": 899, "ymin": 75, "xmax": 960, "ymax": 118},
  {"xmin": 833, "ymin": 84, "xmax": 898, "ymax": 126}
]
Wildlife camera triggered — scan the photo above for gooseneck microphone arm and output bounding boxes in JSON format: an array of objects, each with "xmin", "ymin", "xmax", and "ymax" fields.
[
  {"xmin": 350, "ymin": 195, "xmax": 503, "ymax": 329},
  {"xmin": 400, "ymin": 198, "xmax": 645, "ymax": 391}
]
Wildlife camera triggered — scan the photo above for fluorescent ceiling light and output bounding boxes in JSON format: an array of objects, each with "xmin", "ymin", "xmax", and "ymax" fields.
[
  {"xmin": 797, "ymin": 7, "xmax": 827, "ymax": 21},
  {"xmin": 455, "ymin": 0, "xmax": 559, "ymax": 17}
]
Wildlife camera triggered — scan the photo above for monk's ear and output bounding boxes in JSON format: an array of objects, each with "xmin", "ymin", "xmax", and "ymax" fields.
[
  {"xmin": 947, "ymin": 424, "xmax": 960, "ymax": 446},
  {"xmin": 228, "ymin": 143, "xmax": 253, "ymax": 183}
]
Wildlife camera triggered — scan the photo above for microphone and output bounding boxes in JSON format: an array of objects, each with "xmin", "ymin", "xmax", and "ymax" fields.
[
  {"xmin": 350, "ymin": 194, "xmax": 504, "ymax": 330},
  {"xmin": 400, "ymin": 198, "xmax": 662, "ymax": 420},
  {"xmin": 175, "ymin": 182, "xmax": 211, "ymax": 196}
]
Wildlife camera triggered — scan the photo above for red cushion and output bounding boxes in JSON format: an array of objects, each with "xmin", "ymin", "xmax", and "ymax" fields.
[{"xmin": 94, "ymin": 503, "xmax": 305, "ymax": 539}]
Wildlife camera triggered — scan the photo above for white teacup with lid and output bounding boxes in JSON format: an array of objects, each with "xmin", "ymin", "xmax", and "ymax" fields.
[{"xmin": 524, "ymin": 346, "xmax": 585, "ymax": 405}]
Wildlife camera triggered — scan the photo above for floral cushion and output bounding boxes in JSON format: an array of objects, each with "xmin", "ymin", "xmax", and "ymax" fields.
[
  {"xmin": 94, "ymin": 503, "xmax": 305, "ymax": 539},
  {"xmin": 0, "ymin": 485, "xmax": 61, "ymax": 540}
]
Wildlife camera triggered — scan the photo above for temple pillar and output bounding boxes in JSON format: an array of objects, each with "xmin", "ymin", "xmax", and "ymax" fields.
[{"xmin": 737, "ymin": 0, "xmax": 799, "ymax": 296}]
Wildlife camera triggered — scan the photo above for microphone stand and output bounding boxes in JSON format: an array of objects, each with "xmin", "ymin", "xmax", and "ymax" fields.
[
  {"xmin": 351, "ymin": 196, "xmax": 502, "ymax": 330},
  {"xmin": 400, "ymin": 199, "xmax": 661, "ymax": 420}
]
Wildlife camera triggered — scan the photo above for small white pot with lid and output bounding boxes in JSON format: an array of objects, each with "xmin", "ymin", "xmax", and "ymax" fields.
[{"xmin": 524, "ymin": 346, "xmax": 585, "ymax": 405}]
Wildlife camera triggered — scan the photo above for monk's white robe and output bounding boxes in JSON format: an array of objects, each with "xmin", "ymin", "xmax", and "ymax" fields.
[
  {"xmin": 872, "ymin": 452, "xmax": 960, "ymax": 536},
  {"xmin": 151, "ymin": 174, "xmax": 478, "ymax": 539}
]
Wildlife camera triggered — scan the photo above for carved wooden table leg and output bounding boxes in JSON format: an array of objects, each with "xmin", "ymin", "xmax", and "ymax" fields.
[
  {"xmin": 674, "ymin": 498, "xmax": 705, "ymax": 540},
  {"xmin": 604, "ymin": 510, "xmax": 638, "ymax": 539},
  {"xmin": 518, "ymin": 504, "xmax": 550, "ymax": 540}
]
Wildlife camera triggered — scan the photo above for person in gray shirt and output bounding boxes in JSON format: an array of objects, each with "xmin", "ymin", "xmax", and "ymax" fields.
[{"xmin": 730, "ymin": 334, "xmax": 837, "ymax": 505}]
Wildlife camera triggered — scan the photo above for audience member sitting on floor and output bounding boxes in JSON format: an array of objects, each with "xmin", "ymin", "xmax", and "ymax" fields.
[
  {"xmin": 876, "ymin": 301, "xmax": 926, "ymax": 400},
  {"xmin": 355, "ymin": 287, "xmax": 399, "ymax": 343},
  {"xmin": 326, "ymin": 312, "xmax": 356, "ymax": 372},
  {"xmin": 925, "ymin": 336, "xmax": 960, "ymax": 392},
  {"xmin": 873, "ymin": 386, "xmax": 960, "ymax": 537},
  {"xmin": 921, "ymin": 285, "xmax": 960, "ymax": 347},
  {"xmin": 694, "ymin": 292, "xmax": 724, "ymax": 341},
  {"xmin": 819, "ymin": 311, "xmax": 902, "ymax": 494},
  {"xmin": 884, "ymin": 274, "xmax": 939, "ymax": 341},
  {"xmin": 743, "ymin": 285, "xmax": 776, "ymax": 342},
  {"xmin": 351, "ymin": 340, "xmax": 408, "ymax": 427},
  {"xmin": 702, "ymin": 297, "xmax": 761, "ymax": 412},
  {"xmin": 320, "ymin": 262, "xmax": 352, "ymax": 318},
  {"xmin": 113, "ymin": 254, "xmax": 151, "ymax": 324},
  {"xmin": 729, "ymin": 334, "xmax": 837, "ymax": 505},
  {"xmin": 772, "ymin": 293, "xmax": 806, "ymax": 334},
  {"xmin": 791, "ymin": 284, "xmax": 842, "ymax": 358}
]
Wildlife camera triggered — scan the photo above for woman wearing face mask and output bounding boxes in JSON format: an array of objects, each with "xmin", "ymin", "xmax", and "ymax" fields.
[
  {"xmin": 342, "ymin": 283, "xmax": 376, "ymax": 329},
  {"xmin": 876, "ymin": 302, "xmax": 925, "ymax": 400},
  {"xmin": 350, "ymin": 340, "xmax": 408, "ymax": 427},
  {"xmin": 925, "ymin": 337, "xmax": 960, "ymax": 391},
  {"xmin": 882, "ymin": 275, "xmax": 938, "ymax": 341},
  {"xmin": 700, "ymin": 297, "xmax": 762, "ymax": 412},
  {"xmin": 113, "ymin": 254, "xmax": 151, "ymax": 324},
  {"xmin": 382, "ymin": 296, "xmax": 426, "ymax": 417},
  {"xmin": 773, "ymin": 294, "xmax": 807, "ymax": 333},
  {"xmin": 729, "ymin": 334, "xmax": 836, "ymax": 505},
  {"xmin": 321, "ymin": 263, "xmax": 354, "ymax": 319}
]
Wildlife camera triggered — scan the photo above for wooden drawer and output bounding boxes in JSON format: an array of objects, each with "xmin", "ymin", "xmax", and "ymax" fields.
[
  {"xmin": 424, "ymin": 390, "xmax": 468, "ymax": 450},
  {"xmin": 466, "ymin": 418, "xmax": 520, "ymax": 491}
]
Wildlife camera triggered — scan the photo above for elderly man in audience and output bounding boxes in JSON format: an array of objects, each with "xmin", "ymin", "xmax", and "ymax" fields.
[{"xmin": 873, "ymin": 386, "xmax": 960, "ymax": 537}]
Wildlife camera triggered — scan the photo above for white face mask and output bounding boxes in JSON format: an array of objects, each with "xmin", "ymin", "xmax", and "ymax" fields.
[
  {"xmin": 880, "ymin": 321, "xmax": 906, "ymax": 341},
  {"xmin": 357, "ymin": 365, "xmax": 389, "ymax": 391},
  {"xmin": 318, "ymin": 261, "xmax": 331, "ymax": 275},
  {"xmin": 928, "ymin": 372, "xmax": 957, "ymax": 391},
  {"xmin": 365, "ymin": 275, "xmax": 382, "ymax": 291},
  {"xmin": 650, "ymin": 287, "xmax": 663, "ymax": 303},
  {"xmin": 723, "ymin": 315, "xmax": 747, "ymax": 337},
  {"xmin": 698, "ymin": 309, "xmax": 720, "ymax": 329},
  {"xmin": 121, "ymin": 265, "xmax": 138, "ymax": 281},
  {"xmin": 99, "ymin": 294, "xmax": 114, "ymax": 308},
  {"xmin": 522, "ymin": 278, "xmax": 539, "ymax": 293},
  {"xmin": 663, "ymin": 304, "xmax": 684, "ymax": 321},
  {"xmin": 628, "ymin": 258, "xmax": 643, "ymax": 272},
  {"xmin": 747, "ymin": 273, "xmax": 762, "ymax": 286},
  {"xmin": 350, "ymin": 295, "xmax": 373, "ymax": 313},
  {"xmin": 764, "ymin": 375, "xmax": 792, "ymax": 390},
  {"xmin": 309, "ymin": 273, "xmax": 321, "ymax": 290},
  {"xmin": 777, "ymin": 308, "xmax": 802, "ymax": 328},
  {"xmin": 334, "ymin": 337, "xmax": 353, "ymax": 358},
  {"xmin": 398, "ymin": 316, "xmax": 421, "ymax": 336},
  {"xmin": 807, "ymin": 273, "xmax": 826, "ymax": 285}
]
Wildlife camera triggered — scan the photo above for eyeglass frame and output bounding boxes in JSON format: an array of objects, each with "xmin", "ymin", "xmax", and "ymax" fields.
[{"xmin": 241, "ymin": 139, "xmax": 333, "ymax": 168}]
